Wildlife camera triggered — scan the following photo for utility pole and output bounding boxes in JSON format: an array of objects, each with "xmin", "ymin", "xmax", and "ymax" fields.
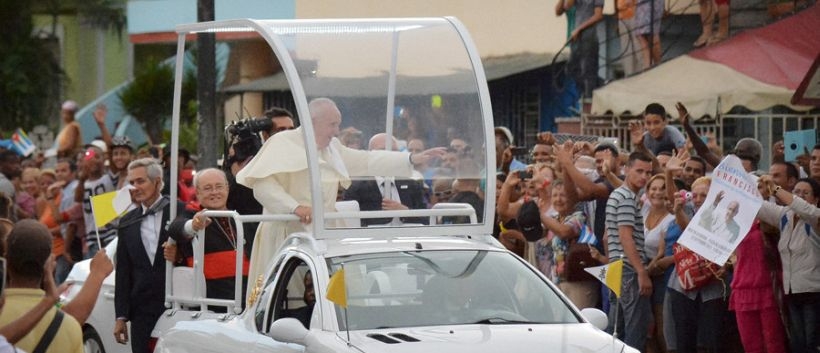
[{"xmin": 197, "ymin": 0, "xmax": 217, "ymax": 168}]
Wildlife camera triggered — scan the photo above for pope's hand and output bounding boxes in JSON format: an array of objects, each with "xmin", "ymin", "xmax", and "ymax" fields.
[
  {"xmin": 294, "ymin": 205, "xmax": 312, "ymax": 224},
  {"xmin": 410, "ymin": 147, "xmax": 448, "ymax": 165}
]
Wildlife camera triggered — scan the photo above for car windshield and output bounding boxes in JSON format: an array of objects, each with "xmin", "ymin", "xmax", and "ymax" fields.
[{"xmin": 326, "ymin": 250, "xmax": 579, "ymax": 330}]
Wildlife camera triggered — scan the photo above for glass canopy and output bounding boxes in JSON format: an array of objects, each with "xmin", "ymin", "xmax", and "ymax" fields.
[{"xmin": 172, "ymin": 18, "xmax": 495, "ymax": 238}]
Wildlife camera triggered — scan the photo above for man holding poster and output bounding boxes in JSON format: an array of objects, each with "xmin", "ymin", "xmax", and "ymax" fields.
[{"xmin": 678, "ymin": 155, "xmax": 762, "ymax": 265}]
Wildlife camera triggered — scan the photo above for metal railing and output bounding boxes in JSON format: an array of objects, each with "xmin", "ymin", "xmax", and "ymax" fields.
[{"xmin": 163, "ymin": 204, "xmax": 480, "ymax": 315}]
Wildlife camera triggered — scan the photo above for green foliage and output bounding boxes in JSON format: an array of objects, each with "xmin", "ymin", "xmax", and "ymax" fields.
[
  {"xmin": 0, "ymin": 0, "xmax": 63, "ymax": 131},
  {"xmin": 161, "ymin": 118, "xmax": 206, "ymax": 157},
  {"xmin": 118, "ymin": 59, "xmax": 197, "ymax": 144}
]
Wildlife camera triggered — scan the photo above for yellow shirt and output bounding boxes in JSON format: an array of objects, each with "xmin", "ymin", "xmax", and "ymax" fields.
[{"xmin": 0, "ymin": 288, "xmax": 83, "ymax": 353}]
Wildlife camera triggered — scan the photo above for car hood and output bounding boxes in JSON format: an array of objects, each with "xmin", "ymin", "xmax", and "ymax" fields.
[{"xmin": 345, "ymin": 324, "xmax": 634, "ymax": 353}]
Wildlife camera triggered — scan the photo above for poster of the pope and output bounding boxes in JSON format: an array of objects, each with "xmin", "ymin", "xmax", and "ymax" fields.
[{"xmin": 678, "ymin": 155, "xmax": 762, "ymax": 265}]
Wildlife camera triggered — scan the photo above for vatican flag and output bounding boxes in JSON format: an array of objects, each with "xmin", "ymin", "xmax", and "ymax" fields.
[
  {"xmin": 326, "ymin": 268, "xmax": 347, "ymax": 308},
  {"xmin": 584, "ymin": 259, "xmax": 623, "ymax": 298}
]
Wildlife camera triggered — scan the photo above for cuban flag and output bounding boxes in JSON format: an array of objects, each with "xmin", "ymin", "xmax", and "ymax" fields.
[{"xmin": 11, "ymin": 129, "xmax": 36, "ymax": 157}]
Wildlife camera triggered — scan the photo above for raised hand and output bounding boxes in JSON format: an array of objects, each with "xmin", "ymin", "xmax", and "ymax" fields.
[
  {"xmin": 537, "ymin": 131, "xmax": 556, "ymax": 146},
  {"xmin": 714, "ymin": 190, "xmax": 726, "ymax": 206},
  {"xmin": 758, "ymin": 174, "xmax": 776, "ymax": 196},
  {"xmin": 410, "ymin": 147, "xmax": 448, "ymax": 165},
  {"xmin": 629, "ymin": 120, "xmax": 645, "ymax": 147},
  {"xmin": 675, "ymin": 102, "xmax": 690, "ymax": 126},
  {"xmin": 555, "ymin": 140, "xmax": 573, "ymax": 165},
  {"xmin": 93, "ymin": 104, "xmax": 108, "ymax": 125}
]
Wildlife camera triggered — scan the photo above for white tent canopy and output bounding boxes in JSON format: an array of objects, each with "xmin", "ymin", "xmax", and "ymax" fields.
[{"xmin": 591, "ymin": 55, "xmax": 813, "ymax": 118}]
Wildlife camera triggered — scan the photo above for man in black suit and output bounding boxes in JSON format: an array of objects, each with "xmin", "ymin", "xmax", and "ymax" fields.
[
  {"xmin": 343, "ymin": 133, "xmax": 427, "ymax": 226},
  {"xmin": 114, "ymin": 158, "xmax": 184, "ymax": 353}
]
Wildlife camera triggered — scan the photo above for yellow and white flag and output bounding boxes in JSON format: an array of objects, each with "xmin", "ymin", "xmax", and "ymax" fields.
[
  {"xmin": 584, "ymin": 259, "xmax": 623, "ymax": 298},
  {"xmin": 89, "ymin": 186, "xmax": 134, "ymax": 228},
  {"xmin": 326, "ymin": 268, "xmax": 347, "ymax": 308}
]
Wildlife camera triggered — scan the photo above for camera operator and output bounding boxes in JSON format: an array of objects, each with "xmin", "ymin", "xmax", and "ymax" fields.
[
  {"xmin": 260, "ymin": 107, "xmax": 295, "ymax": 141},
  {"xmin": 224, "ymin": 107, "xmax": 295, "ymax": 243}
]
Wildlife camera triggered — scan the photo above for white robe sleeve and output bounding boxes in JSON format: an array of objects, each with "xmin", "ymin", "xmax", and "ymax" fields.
[{"xmin": 252, "ymin": 174, "xmax": 300, "ymax": 214}]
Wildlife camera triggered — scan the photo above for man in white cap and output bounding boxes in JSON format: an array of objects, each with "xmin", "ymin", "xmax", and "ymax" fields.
[
  {"xmin": 494, "ymin": 126, "xmax": 527, "ymax": 173},
  {"xmin": 56, "ymin": 100, "xmax": 82, "ymax": 158}
]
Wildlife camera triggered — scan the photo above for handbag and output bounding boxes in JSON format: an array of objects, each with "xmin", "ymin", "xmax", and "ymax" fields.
[
  {"xmin": 672, "ymin": 243, "xmax": 720, "ymax": 291},
  {"xmin": 565, "ymin": 242, "xmax": 598, "ymax": 282}
]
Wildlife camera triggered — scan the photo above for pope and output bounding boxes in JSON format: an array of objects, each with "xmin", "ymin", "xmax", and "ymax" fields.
[{"xmin": 236, "ymin": 97, "xmax": 445, "ymax": 293}]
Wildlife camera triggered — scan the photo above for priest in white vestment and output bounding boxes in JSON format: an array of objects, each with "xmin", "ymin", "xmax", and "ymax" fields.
[{"xmin": 237, "ymin": 98, "xmax": 443, "ymax": 295}]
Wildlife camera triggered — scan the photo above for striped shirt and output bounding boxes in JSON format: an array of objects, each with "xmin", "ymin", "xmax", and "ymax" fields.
[{"xmin": 605, "ymin": 185, "xmax": 648, "ymax": 268}]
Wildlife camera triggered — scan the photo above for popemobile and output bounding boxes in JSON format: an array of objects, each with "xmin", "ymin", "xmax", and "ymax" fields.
[{"xmin": 150, "ymin": 17, "xmax": 639, "ymax": 353}]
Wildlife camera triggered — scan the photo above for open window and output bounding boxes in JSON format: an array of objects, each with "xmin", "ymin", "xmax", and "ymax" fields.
[{"xmin": 267, "ymin": 258, "xmax": 315, "ymax": 330}]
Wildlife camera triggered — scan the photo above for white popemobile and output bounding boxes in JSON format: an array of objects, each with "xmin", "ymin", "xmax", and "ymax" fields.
[{"xmin": 152, "ymin": 17, "xmax": 638, "ymax": 353}]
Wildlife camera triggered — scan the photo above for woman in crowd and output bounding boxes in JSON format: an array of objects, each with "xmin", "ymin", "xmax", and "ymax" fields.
[
  {"xmin": 725, "ymin": 175, "xmax": 787, "ymax": 353},
  {"xmin": 14, "ymin": 167, "xmax": 40, "ymax": 219},
  {"xmin": 757, "ymin": 177, "xmax": 820, "ymax": 353},
  {"xmin": 540, "ymin": 179, "xmax": 598, "ymax": 308},
  {"xmin": 498, "ymin": 164, "xmax": 554, "ymax": 272},
  {"xmin": 642, "ymin": 174, "xmax": 674, "ymax": 353},
  {"xmin": 663, "ymin": 175, "xmax": 728, "ymax": 353}
]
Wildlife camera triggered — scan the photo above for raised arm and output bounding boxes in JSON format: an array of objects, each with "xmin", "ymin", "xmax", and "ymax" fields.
[
  {"xmin": 63, "ymin": 248, "xmax": 113, "ymax": 324},
  {"xmin": 497, "ymin": 172, "xmax": 522, "ymax": 221},
  {"xmin": 629, "ymin": 121, "xmax": 661, "ymax": 173},
  {"xmin": 93, "ymin": 104, "xmax": 113, "ymax": 147},
  {"xmin": 676, "ymin": 102, "xmax": 721, "ymax": 168},
  {"xmin": 557, "ymin": 141, "xmax": 611, "ymax": 201}
]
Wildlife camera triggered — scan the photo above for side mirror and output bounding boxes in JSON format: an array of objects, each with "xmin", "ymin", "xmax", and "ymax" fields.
[
  {"xmin": 269, "ymin": 318, "xmax": 309, "ymax": 345},
  {"xmin": 580, "ymin": 308, "xmax": 608, "ymax": 330}
]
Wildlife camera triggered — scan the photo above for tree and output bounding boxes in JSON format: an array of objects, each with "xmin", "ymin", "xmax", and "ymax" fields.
[
  {"xmin": 0, "ymin": 0, "xmax": 63, "ymax": 132},
  {"xmin": 118, "ymin": 60, "xmax": 197, "ymax": 144}
]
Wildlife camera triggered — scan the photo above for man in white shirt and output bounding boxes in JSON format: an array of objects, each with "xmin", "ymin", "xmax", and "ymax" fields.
[{"xmin": 114, "ymin": 158, "xmax": 180, "ymax": 353}]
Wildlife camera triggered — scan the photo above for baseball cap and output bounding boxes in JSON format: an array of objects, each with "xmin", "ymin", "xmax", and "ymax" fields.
[
  {"xmin": 516, "ymin": 201, "xmax": 544, "ymax": 242},
  {"xmin": 111, "ymin": 136, "xmax": 133, "ymax": 151},
  {"xmin": 61, "ymin": 100, "xmax": 78, "ymax": 112},
  {"xmin": 494, "ymin": 126, "xmax": 514, "ymax": 145},
  {"xmin": 84, "ymin": 139, "xmax": 107, "ymax": 153}
]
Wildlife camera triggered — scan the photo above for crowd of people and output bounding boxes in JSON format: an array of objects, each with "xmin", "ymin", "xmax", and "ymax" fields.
[
  {"xmin": 0, "ymin": 97, "xmax": 818, "ymax": 353},
  {"xmin": 489, "ymin": 102, "xmax": 818, "ymax": 353}
]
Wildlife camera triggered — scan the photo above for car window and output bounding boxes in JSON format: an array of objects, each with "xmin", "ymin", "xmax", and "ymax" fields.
[
  {"xmin": 266, "ymin": 258, "xmax": 316, "ymax": 331},
  {"xmin": 254, "ymin": 255, "xmax": 285, "ymax": 333},
  {"xmin": 327, "ymin": 250, "xmax": 579, "ymax": 330}
]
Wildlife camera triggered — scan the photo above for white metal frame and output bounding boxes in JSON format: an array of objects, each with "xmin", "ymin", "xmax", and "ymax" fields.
[{"xmin": 165, "ymin": 17, "xmax": 496, "ymax": 309}]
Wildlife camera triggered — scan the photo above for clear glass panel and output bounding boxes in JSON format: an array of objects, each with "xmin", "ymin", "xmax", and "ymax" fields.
[
  {"xmin": 259, "ymin": 18, "xmax": 489, "ymax": 230},
  {"xmin": 327, "ymin": 250, "xmax": 579, "ymax": 330}
]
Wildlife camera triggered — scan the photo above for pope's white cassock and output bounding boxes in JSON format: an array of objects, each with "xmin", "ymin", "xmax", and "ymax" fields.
[{"xmin": 236, "ymin": 127, "xmax": 414, "ymax": 293}]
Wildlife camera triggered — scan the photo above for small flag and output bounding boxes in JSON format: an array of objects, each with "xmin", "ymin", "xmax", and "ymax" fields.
[
  {"xmin": 584, "ymin": 259, "xmax": 623, "ymax": 298},
  {"xmin": 90, "ymin": 186, "xmax": 133, "ymax": 228},
  {"xmin": 90, "ymin": 191, "xmax": 119, "ymax": 228},
  {"xmin": 326, "ymin": 268, "xmax": 347, "ymax": 308},
  {"xmin": 577, "ymin": 224, "xmax": 598, "ymax": 246},
  {"xmin": 113, "ymin": 185, "xmax": 135, "ymax": 215},
  {"xmin": 11, "ymin": 129, "xmax": 35, "ymax": 157}
]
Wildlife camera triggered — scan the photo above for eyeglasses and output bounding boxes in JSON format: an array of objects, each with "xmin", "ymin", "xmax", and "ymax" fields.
[
  {"xmin": 434, "ymin": 190, "xmax": 453, "ymax": 198},
  {"xmin": 199, "ymin": 183, "xmax": 227, "ymax": 193}
]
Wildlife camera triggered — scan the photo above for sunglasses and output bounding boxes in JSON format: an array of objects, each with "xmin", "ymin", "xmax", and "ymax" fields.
[{"xmin": 434, "ymin": 190, "xmax": 453, "ymax": 198}]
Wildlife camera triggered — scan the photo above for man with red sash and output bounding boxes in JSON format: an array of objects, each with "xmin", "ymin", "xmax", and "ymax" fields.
[{"xmin": 165, "ymin": 168, "xmax": 249, "ymax": 307}]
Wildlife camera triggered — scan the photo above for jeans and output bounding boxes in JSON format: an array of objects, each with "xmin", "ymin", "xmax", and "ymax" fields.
[
  {"xmin": 607, "ymin": 267, "xmax": 651, "ymax": 351},
  {"xmin": 55, "ymin": 255, "xmax": 73, "ymax": 285},
  {"xmin": 786, "ymin": 292, "xmax": 819, "ymax": 353},
  {"xmin": 667, "ymin": 289, "xmax": 726, "ymax": 353}
]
